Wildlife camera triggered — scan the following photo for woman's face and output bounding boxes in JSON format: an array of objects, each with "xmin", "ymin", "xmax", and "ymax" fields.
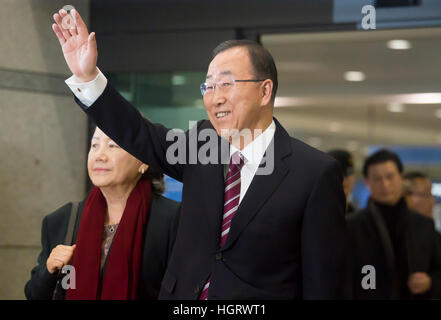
[{"xmin": 88, "ymin": 128, "xmax": 144, "ymax": 188}]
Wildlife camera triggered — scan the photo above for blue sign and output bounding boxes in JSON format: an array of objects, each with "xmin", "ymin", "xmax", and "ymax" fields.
[{"xmin": 163, "ymin": 175, "xmax": 183, "ymax": 202}]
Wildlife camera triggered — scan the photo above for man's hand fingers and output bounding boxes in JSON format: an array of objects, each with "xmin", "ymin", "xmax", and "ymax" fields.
[
  {"xmin": 88, "ymin": 32, "xmax": 97, "ymax": 53},
  {"xmin": 68, "ymin": 26, "xmax": 78, "ymax": 37},
  {"xmin": 60, "ymin": 10, "xmax": 78, "ymax": 37},
  {"xmin": 409, "ymin": 286, "xmax": 418, "ymax": 294},
  {"xmin": 56, "ymin": 248, "xmax": 75, "ymax": 257},
  {"xmin": 52, "ymin": 258, "xmax": 65, "ymax": 268},
  {"xmin": 52, "ymin": 255, "xmax": 72, "ymax": 267},
  {"xmin": 59, "ymin": 9, "xmax": 68, "ymax": 18},
  {"xmin": 408, "ymin": 273, "xmax": 425, "ymax": 282},
  {"xmin": 54, "ymin": 13, "xmax": 71, "ymax": 40},
  {"xmin": 412, "ymin": 272, "xmax": 427, "ymax": 278},
  {"xmin": 410, "ymin": 273, "xmax": 422, "ymax": 278},
  {"xmin": 52, "ymin": 245, "xmax": 76, "ymax": 257},
  {"xmin": 52, "ymin": 23, "xmax": 66, "ymax": 45},
  {"xmin": 408, "ymin": 282, "xmax": 423, "ymax": 293},
  {"xmin": 57, "ymin": 251, "xmax": 74, "ymax": 259},
  {"xmin": 72, "ymin": 9, "xmax": 89, "ymax": 38},
  {"xmin": 409, "ymin": 278, "xmax": 422, "ymax": 286},
  {"xmin": 408, "ymin": 273, "xmax": 430, "ymax": 294}
]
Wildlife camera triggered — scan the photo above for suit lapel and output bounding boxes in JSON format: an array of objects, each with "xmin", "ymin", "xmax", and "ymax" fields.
[
  {"xmin": 221, "ymin": 118, "xmax": 292, "ymax": 252},
  {"xmin": 201, "ymin": 162, "xmax": 226, "ymax": 248},
  {"xmin": 197, "ymin": 121, "xmax": 230, "ymax": 250}
]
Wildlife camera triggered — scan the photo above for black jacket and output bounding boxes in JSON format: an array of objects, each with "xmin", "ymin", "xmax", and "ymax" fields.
[
  {"xmin": 346, "ymin": 198, "xmax": 441, "ymax": 299},
  {"xmin": 74, "ymin": 83, "xmax": 347, "ymax": 300},
  {"xmin": 25, "ymin": 193, "xmax": 180, "ymax": 300}
]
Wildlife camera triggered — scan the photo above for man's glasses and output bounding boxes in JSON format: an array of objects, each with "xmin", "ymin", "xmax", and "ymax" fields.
[{"xmin": 200, "ymin": 78, "xmax": 265, "ymax": 96}]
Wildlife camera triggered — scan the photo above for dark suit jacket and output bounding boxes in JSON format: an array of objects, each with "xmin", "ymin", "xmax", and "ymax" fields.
[
  {"xmin": 25, "ymin": 193, "xmax": 180, "ymax": 300},
  {"xmin": 346, "ymin": 199, "xmax": 441, "ymax": 299},
  {"xmin": 74, "ymin": 83, "xmax": 346, "ymax": 299}
]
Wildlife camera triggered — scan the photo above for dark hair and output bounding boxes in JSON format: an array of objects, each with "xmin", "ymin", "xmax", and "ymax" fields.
[
  {"xmin": 403, "ymin": 171, "xmax": 428, "ymax": 180},
  {"xmin": 327, "ymin": 149, "xmax": 354, "ymax": 177},
  {"xmin": 363, "ymin": 149, "xmax": 403, "ymax": 178},
  {"xmin": 210, "ymin": 39, "xmax": 278, "ymax": 103},
  {"xmin": 403, "ymin": 171, "xmax": 430, "ymax": 195}
]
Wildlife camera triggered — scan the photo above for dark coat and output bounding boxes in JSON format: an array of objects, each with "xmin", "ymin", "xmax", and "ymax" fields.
[
  {"xmin": 74, "ymin": 84, "xmax": 347, "ymax": 300},
  {"xmin": 346, "ymin": 198, "xmax": 441, "ymax": 299},
  {"xmin": 25, "ymin": 193, "xmax": 180, "ymax": 300}
]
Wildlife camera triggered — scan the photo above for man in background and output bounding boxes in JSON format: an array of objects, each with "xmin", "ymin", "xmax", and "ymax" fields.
[
  {"xmin": 328, "ymin": 149, "xmax": 356, "ymax": 214},
  {"xmin": 346, "ymin": 149, "xmax": 441, "ymax": 299},
  {"xmin": 51, "ymin": 8, "xmax": 346, "ymax": 299},
  {"xmin": 403, "ymin": 171, "xmax": 436, "ymax": 219}
]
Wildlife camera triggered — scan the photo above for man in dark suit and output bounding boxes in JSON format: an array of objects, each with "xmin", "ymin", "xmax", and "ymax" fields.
[
  {"xmin": 346, "ymin": 149, "xmax": 441, "ymax": 299},
  {"xmin": 52, "ymin": 8, "xmax": 346, "ymax": 299},
  {"xmin": 403, "ymin": 171, "xmax": 437, "ymax": 220},
  {"xmin": 328, "ymin": 149, "xmax": 357, "ymax": 214}
]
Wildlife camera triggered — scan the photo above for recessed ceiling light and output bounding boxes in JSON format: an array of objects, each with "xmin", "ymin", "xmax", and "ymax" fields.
[
  {"xmin": 387, "ymin": 102, "xmax": 405, "ymax": 113},
  {"xmin": 435, "ymin": 109, "xmax": 441, "ymax": 119},
  {"xmin": 344, "ymin": 71, "xmax": 365, "ymax": 82},
  {"xmin": 392, "ymin": 93, "xmax": 441, "ymax": 104},
  {"xmin": 387, "ymin": 39, "xmax": 411, "ymax": 50}
]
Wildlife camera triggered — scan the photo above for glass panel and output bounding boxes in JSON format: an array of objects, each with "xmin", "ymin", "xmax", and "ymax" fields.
[
  {"xmin": 262, "ymin": 28, "xmax": 441, "ymax": 218},
  {"xmin": 108, "ymin": 71, "xmax": 207, "ymax": 130},
  {"xmin": 109, "ymin": 70, "xmax": 208, "ymax": 201}
]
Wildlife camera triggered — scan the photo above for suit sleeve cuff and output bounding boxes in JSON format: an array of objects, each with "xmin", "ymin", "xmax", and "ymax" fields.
[{"xmin": 65, "ymin": 68, "xmax": 108, "ymax": 108}]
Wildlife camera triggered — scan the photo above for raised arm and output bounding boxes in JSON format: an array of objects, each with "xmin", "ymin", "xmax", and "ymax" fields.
[
  {"xmin": 52, "ymin": 9, "xmax": 98, "ymax": 82},
  {"xmin": 52, "ymin": 9, "xmax": 186, "ymax": 181}
]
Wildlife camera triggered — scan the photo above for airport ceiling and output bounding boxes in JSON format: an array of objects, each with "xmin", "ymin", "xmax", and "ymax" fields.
[{"xmin": 262, "ymin": 27, "xmax": 441, "ymax": 170}]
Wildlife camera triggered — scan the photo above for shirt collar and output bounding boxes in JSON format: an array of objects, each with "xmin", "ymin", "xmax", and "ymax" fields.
[{"xmin": 230, "ymin": 120, "xmax": 276, "ymax": 166}]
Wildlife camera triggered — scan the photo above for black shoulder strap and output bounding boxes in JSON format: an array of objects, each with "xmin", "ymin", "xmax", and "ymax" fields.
[{"xmin": 64, "ymin": 202, "xmax": 79, "ymax": 245}]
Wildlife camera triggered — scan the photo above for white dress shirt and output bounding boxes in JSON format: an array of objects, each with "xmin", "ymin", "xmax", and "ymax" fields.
[
  {"xmin": 65, "ymin": 68, "xmax": 108, "ymax": 107},
  {"xmin": 229, "ymin": 121, "xmax": 275, "ymax": 204},
  {"xmin": 65, "ymin": 71, "xmax": 276, "ymax": 205}
]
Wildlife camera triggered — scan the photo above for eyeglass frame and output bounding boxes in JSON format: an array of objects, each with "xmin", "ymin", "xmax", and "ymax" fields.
[{"xmin": 200, "ymin": 79, "xmax": 266, "ymax": 96}]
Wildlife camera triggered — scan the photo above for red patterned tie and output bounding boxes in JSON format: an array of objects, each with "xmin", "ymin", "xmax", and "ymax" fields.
[{"xmin": 199, "ymin": 151, "xmax": 244, "ymax": 300}]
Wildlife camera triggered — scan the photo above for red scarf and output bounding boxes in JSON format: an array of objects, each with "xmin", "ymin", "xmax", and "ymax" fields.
[{"xmin": 66, "ymin": 179, "xmax": 152, "ymax": 300}]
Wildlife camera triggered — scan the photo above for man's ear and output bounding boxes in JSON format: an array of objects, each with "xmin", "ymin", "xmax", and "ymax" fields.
[{"xmin": 260, "ymin": 79, "xmax": 273, "ymax": 106}]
